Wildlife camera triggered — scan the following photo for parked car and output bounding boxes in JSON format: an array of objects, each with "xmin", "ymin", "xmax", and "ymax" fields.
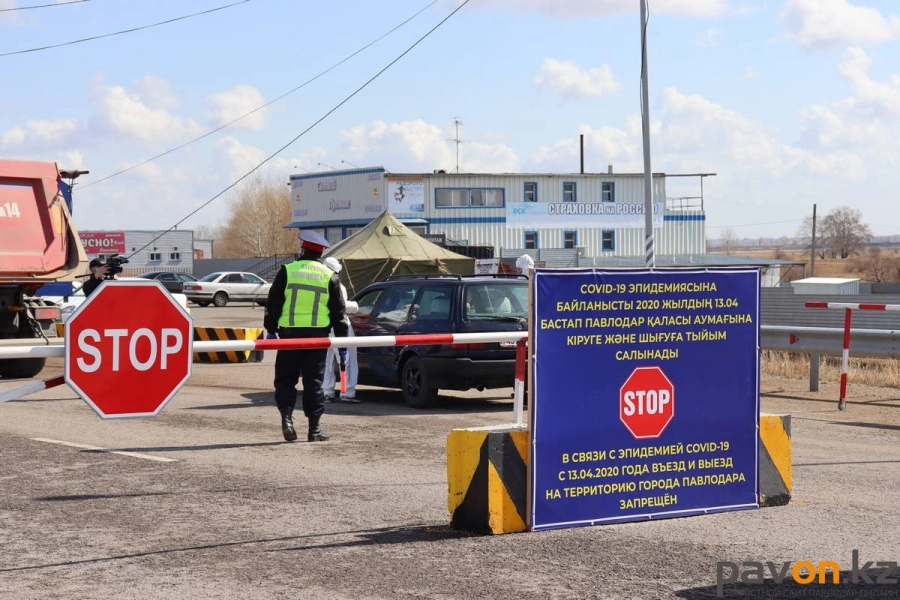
[
  {"xmin": 348, "ymin": 274, "xmax": 528, "ymax": 408},
  {"xmin": 42, "ymin": 278, "xmax": 190, "ymax": 322},
  {"xmin": 183, "ymin": 272, "xmax": 271, "ymax": 307},
  {"xmin": 135, "ymin": 271, "xmax": 198, "ymax": 294}
]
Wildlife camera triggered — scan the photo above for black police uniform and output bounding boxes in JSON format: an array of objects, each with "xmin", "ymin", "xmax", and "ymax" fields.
[{"xmin": 264, "ymin": 232, "xmax": 348, "ymax": 442}]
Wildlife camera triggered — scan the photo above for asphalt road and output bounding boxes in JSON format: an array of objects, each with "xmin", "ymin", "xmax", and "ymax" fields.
[{"xmin": 1, "ymin": 304, "xmax": 899, "ymax": 599}]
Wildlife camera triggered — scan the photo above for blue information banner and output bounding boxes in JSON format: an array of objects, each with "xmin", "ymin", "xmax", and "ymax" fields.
[{"xmin": 530, "ymin": 268, "xmax": 760, "ymax": 531}]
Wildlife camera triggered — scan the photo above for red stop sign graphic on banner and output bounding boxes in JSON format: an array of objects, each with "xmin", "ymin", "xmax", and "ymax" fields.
[
  {"xmin": 65, "ymin": 281, "xmax": 193, "ymax": 419},
  {"xmin": 619, "ymin": 366, "xmax": 675, "ymax": 439}
]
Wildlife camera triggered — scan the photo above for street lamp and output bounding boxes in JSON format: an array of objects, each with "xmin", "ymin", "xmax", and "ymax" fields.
[
  {"xmin": 318, "ymin": 162, "xmax": 338, "ymax": 170},
  {"xmin": 341, "ymin": 160, "xmax": 361, "ymax": 168},
  {"xmin": 293, "ymin": 165, "xmax": 311, "ymax": 173}
]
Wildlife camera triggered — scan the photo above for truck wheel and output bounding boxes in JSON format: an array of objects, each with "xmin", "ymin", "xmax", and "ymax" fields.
[
  {"xmin": 213, "ymin": 292, "xmax": 228, "ymax": 307},
  {"xmin": 401, "ymin": 356, "xmax": 438, "ymax": 408},
  {"xmin": 0, "ymin": 356, "xmax": 46, "ymax": 379},
  {"xmin": 0, "ymin": 324, "xmax": 45, "ymax": 379}
]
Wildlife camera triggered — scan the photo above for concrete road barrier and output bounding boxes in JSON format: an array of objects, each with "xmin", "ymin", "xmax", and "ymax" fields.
[
  {"xmin": 192, "ymin": 328, "xmax": 264, "ymax": 364},
  {"xmin": 759, "ymin": 413, "xmax": 792, "ymax": 507},
  {"xmin": 447, "ymin": 414, "xmax": 793, "ymax": 534},
  {"xmin": 447, "ymin": 425, "xmax": 528, "ymax": 535}
]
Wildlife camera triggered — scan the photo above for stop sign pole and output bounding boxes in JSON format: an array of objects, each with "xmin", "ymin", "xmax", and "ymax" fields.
[{"xmin": 65, "ymin": 280, "xmax": 194, "ymax": 419}]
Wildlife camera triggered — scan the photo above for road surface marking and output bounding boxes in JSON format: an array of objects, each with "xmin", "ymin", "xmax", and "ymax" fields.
[{"xmin": 30, "ymin": 438, "xmax": 176, "ymax": 463}]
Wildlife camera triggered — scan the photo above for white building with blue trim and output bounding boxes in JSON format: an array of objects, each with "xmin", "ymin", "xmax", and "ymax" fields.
[{"xmin": 287, "ymin": 167, "xmax": 706, "ymax": 260}]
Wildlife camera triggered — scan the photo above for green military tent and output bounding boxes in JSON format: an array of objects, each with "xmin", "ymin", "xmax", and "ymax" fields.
[{"xmin": 323, "ymin": 211, "xmax": 475, "ymax": 295}]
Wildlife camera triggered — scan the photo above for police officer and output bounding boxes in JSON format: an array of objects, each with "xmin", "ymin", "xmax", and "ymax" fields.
[
  {"xmin": 264, "ymin": 230, "xmax": 348, "ymax": 442},
  {"xmin": 82, "ymin": 258, "xmax": 111, "ymax": 297}
]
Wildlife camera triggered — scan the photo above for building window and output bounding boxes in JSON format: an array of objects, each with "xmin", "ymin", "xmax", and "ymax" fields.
[
  {"xmin": 524, "ymin": 231, "xmax": 538, "ymax": 250},
  {"xmin": 564, "ymin": 231, "xmax": 577, "ymax": 249},
  {"xmin": 602, "ymin": 230, "xmax": 615, "ymax": 252},
  {"xmin": 407, "ymin": 225, "xmax": 427, "ymax": 236},
  {"xmin": 436, "ymin": 189, "xmax": 469, "ymax": 208},
  {"xmin": 435, "ymin": 188, "xmax": 505, "ymax": 208},
  {"xmin": 524, "ymin": 182, "xmax": 537, "ymax": 202},
  {"xmin": 149, "ymin": 252, "xmax": 162, "ymax": 261},
  {"xmin": 470, "ymin": 189, "xmax": 503, "ymax": 207},
  {"xmin": 563, "ymin": 182, "xmax": 576, "ymax": 202},
  {"xmin": 169, "ymin": 252, "xmax": 180, "ymax": 261},
  {"xmin": 602, "ymin": 181, "xmax": 615, "ymax": 203}
]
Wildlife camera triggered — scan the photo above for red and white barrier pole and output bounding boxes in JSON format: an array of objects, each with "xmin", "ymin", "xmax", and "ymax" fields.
[
  {"xmin": 838, "ymin": 307, "xmax": 852, "ymax": 411},
  {"xmin": 0, "ymin": 375, "xmax": 65, "ymax": 404},
  {"xmin": 805, "ymin": 301, "xmax": 872, "ymax": 411},
  {"xmin": 805, "ymin": 301, "xmax": 900, "ymax": 311},
  {"xmin": 513, "ymin": 339, "xmax": 527, "ymax": 426}
]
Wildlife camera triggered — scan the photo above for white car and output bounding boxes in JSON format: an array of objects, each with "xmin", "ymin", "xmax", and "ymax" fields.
[
  {"xmin": 183, "ymin": 271, "xmax": 271, "ymax": 307},
  {"xmin": 43, "ymin": 279, "xmax": 190, "ymax": 321}
]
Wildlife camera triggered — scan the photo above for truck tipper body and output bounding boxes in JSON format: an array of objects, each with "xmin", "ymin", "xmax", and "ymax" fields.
[{"xmin": 0, "ymin": 159, "xmax": 87, "ymax": 378}]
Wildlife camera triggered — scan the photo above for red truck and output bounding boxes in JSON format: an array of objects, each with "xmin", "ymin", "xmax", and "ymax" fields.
[{"xmin": 0, "ymin": 159, "xmax": 87, "ymax": 378}]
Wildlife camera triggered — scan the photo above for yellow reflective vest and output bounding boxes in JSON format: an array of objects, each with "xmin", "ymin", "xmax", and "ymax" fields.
[{"xmin": 278, "ymin": 260, "xmax": 332, "ymax": 328}]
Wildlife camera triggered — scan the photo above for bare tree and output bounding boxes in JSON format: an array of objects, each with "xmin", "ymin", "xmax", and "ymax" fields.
[
  {"xmin": 820, "ymin": 206, "xmax": 872, "ymax": 259},
  {"xmin": 863, "ymin": 249, "xmax": 895, "ymax": 282},
  {"xmin": 720, "ymin": 228, "xmax": 738, "ymax": 255},
  {"xmin": 796, "ymin": 215, "xmax": 827, "ymax": 259},
  {"xmin": 217, "ymin": 176, "xmax": 297, "ymax": 258}
]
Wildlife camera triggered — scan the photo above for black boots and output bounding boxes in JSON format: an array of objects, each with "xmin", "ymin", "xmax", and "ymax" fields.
[
  {"xmin": 281, "ymin": 411, "xmax": 297, "ymax": 442},
  {"xmin": 307, "ymin": 415, "xmax": 330, "ymax": 442}
]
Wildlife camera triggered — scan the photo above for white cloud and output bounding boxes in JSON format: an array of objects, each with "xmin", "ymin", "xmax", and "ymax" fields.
[
  {"xmin": 0, "ymin": 118, "xmax": 79, "ymax": 150},
  {"xmin": 215, "ymin": 136, "xmax": 267, "ymax": 179},
  {"xmin": 530, "ymin": 87, "xmax": 866, "ymax": 180},
  {"xmin": 695, "ymin": 28, "xmax": 725, "ymax": 47},
  {"xmin": 466, "ymin": 0, "xmax": 726, "ymax": 18},
  {"xmin": 340, "ymin": 119, "xmax": 519, "ymax": 173},
  {"xmin": 781, "ymin": 0, "xmax": 900, "ymax": 48},
  {"xmin": 207, "ymin": 85, "xmax": 269, "ymax": 130},
  {"xmin": 534, "ymin": 58, "xmax": 621, "ymax": 99},
  {"xmin": 92, "ymin": 77, "xmax": 202, "ymax": 142}
]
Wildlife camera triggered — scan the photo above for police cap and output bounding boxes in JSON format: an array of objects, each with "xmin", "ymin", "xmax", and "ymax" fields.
[{"xmin": 297, "ymin": 229, "xmax": 330, "ymax": 253}]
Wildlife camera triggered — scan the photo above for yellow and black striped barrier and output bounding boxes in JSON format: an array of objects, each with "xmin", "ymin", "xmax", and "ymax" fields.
[
  {"xmin": 192, "ymin": 327, "xmax": 265, "ymax": 364},
  {"xmin": 448, "ymin": 415, "xmax": 792, "ymax": 535},
  {"xmin": 447, "ymin": 426, "xmax": 528, "ymax": 535},
  {"xmin": 759, "ymin": 413, "xmax": 792, "ymax": 507}
]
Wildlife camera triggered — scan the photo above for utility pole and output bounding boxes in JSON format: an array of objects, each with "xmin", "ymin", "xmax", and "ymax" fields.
[
  {"xmin": 446, "ymin": 118, "xmax": 469, "ymax": 173},
  {"xmin": 810, "ymin": 203, "xmax": 817, "ymax": 277},
  {"xmin": 640, "ymin": 0, "xmax": 654, "ymax": 267}
]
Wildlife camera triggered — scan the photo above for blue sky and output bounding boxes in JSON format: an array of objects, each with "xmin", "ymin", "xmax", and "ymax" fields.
[{"xmin": 2, "ymin": 0, "xmax": 900, "ymax": 240}]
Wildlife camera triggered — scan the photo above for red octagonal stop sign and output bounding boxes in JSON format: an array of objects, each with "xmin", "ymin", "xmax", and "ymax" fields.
[
  {"xmin": 619, "ymin": 366, "xmax": 675, "ymax": 439},
  {"xmin": 65, "ymin": 280, "xmax": 193, "ymax": 419}
]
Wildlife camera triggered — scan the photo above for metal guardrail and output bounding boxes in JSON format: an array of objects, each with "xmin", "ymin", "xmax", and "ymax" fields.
[{"xmin": 761, "ymin": 325, "xmax": 900, "ymax": 359}]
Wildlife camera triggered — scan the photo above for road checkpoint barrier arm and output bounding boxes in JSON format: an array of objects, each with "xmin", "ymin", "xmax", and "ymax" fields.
[
  {"xmin": 803, "ymin": 301, "xmax": 900, "ymax": 411},
  {"xmin": 0, "ymin": 332, "xmax": 530, "ymax": 409}
]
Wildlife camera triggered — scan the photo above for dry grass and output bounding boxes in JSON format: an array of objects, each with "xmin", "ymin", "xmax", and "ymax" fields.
[{"xmin": 763, "ymin": 351, "xmax": 900, "ymax": 389}]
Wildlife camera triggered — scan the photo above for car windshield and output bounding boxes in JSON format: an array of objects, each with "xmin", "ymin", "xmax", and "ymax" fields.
[
  {"xmin": 464, "ymin": 284, "xmax": 527, "ymax": 320},
  {"xmin": 200, "ymin": 272, "xmax": 222, "ymax": 282}
]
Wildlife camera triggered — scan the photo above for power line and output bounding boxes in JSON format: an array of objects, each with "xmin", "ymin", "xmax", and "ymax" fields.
[
  {"xmin": 126, "ymin": 0, "xmax": 471, "ymax": 259},
  {"xmin": 0, "ymin": 0, "xmax": 88, "ymax": 12},
  {"xmin": 0, "ymin": 0, "xmax": 249, "ymax": 58},
  {"xmin": 81, "ymin": 0, "xmax": 439, "ymax": 190}
]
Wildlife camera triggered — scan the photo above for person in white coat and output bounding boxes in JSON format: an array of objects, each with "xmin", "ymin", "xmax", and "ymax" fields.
[{"xmin": 322, "ymin": 257, "xmax": 360, "ymax": 402}]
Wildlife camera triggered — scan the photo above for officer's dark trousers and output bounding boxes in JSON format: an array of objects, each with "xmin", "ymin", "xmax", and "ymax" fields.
[{"xmin": 273, "ymin": 327, "xmax": 331, "ymax": 419}]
